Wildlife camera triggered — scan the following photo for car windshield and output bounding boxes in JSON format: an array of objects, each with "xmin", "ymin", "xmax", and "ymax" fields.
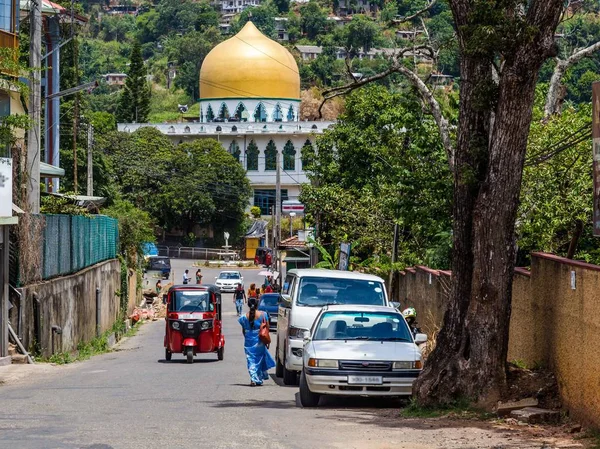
[
  {"xmin": 172, "ymin": 291, "xmax": 213, "ymax": 312},
  {"xmin": 218, "ymin": 272, "xmax": 240, "ymax": 280},
  {"xmin": 260, "ymin": 295, "xmax": 279, "ymax": 306},
  {"xmin": 296, "ymin": 277, "xmax": 386, "ymax": 307},
  {"xmin": 313, "ymin": 311, "xmax": 412, "ymax": 342}
]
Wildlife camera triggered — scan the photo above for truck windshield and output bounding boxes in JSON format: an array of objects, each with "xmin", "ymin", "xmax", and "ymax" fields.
[
  {"xmin": 313, "ymin": 311, "xmax": 412, "ymax": 341},
  {"xmin": 172, "ymin": 291, "xmax": 212, "ymax": 312},
  {"xmin": 296, "ymin": 277, "xmax": 386, "ymax": 307}
]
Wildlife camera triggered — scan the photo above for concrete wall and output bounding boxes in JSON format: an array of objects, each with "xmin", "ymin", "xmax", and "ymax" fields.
[
  {"xmin": 397, "ymin": 253, "xmax": 600, "ymax": 426},
  {"xmin": 16, "ymin": 259, "xmax": 121, "ymax": 358}
]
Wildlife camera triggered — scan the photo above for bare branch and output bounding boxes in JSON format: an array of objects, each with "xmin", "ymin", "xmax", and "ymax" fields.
[
  {"xmin": 545, "ymin": 40, "xmax": 600, "ymax": 116},
  {"xmin": 396, "ymin": 0, "xmax": 438, "ymax": 24}
]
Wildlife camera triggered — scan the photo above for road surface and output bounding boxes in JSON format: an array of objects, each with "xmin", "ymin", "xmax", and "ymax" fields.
[{"xmin": 0, "ymin": 266, "xmax": 583, "ymax": 448}]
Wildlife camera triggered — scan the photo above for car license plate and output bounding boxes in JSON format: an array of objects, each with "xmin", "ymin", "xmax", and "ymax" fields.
[{"xmin": 347, "ymin": 375, "xmax": 383, "ymax": 385}]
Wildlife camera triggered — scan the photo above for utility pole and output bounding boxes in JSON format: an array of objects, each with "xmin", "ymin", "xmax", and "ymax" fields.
[
  {"xmin": 390, "ymin": 223, "xmax": 399, "ymax": 302},
  {"xmin": 275, "ymin": 151, "xmax": 281, "ymax": 282},
  {"xmin": 86, "ymin": 124, "xmax": 93, "ymax": 196},
  {"xmin": 27, "ymin": 0, "xmax": 42, "ymax": 213}
]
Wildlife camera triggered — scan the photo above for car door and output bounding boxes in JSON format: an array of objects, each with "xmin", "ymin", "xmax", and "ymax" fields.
[{"xmin": 277, "ymin": 274, "xmax": 296, "ymax": 361}]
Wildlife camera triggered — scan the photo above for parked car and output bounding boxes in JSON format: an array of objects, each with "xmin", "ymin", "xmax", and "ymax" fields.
[
  {"xmin": 258, "ymin": 293, "xmax": 280, "ymax": 330},
  {"xmin": 215, "ymin": 271, "xmax": 244, "ymax": 293},
  {"xmin": 147, "ymin": 256, "xmax": 171, "ymax": 280},
  {"xmin": 299, "ymin": 305, "xmax": 426, "ymax": 407},
  {"xmin": 276, "ymin": 269, "xmax": 390, "ymax": 385}
]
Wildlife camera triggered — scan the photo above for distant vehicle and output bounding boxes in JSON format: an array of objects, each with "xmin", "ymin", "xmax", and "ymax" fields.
[
  {"xmin": 299, "ymin": 305, "xmax": 426, "ymax": 407},
  {"xmin": 148, "ymin": 256, "xmax": 171, "ymax": 280},
  {"xmin": 215, "ymin": 271, "xmax": 244, "ymax": 293},
  {"xmin": 258, "ymin": 293, "xmax": 280, "ymax": 330},
  {"xmin": 142, "ymin": 242, "xmax": 158, "ymax": 259},
  {"xmin": 254, "ymin": 247, "xmax": 272, "ymax": 267},
  {"xmin": 276, "ymin": 269, "xmax": 390, "ymax": 385}
]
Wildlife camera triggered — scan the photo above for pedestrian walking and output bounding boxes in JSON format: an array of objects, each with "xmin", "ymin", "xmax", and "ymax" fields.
[
  {"xmin": 182, "ymin": 269, "xmax": 190, "ymax": 285},
  {"xmin": 248, "ymin": 283, "xmax": 259, "ymax": 299},
  {"xmin": 155, "ymin": 280, "xmax": 162, "ymax": 294},
  {"xmin": 195, "ymin": 269, "xmax": 203, "ymax": 284},
  {"xmin": 238, "ymin": 297, "xmax": 275, "ymax": 386},
  {"xmin": 234, "ymin": 283, "xmax": 246, "ymax": 316}
]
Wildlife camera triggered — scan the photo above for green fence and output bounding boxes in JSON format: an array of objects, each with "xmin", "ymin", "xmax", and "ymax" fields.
[{"xmin": 43, "ymin": 214, "xmax": 119, "ymax": 280}]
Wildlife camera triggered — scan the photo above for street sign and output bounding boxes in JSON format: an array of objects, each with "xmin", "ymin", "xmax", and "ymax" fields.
[
  {"xmin": 593, "ymin": 82, "xmax": 600, "ymax": 236},
  {"xmin": 0, "ymin": 158, "xmax": 12, "ymax": 218},
  {"xmin": 338, "ymin": 243, "xmax": 351, "ymax": 271},
  {"xmin": 282, "ymin": 200, "xmax": 304, "ymax": 215}
]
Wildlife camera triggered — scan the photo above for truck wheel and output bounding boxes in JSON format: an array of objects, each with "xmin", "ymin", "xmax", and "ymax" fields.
[
  {"xmin": 299, "ymin": 371, "xmax": 320, "ymax": 407},
  {"xmin": 275, "ymin": 344, "xmax": 283, "ymax": 377},
  {"xmin": 217, "ymin": 346, "xmax": 224, "ymax": 361},
  {"xmin": 186, "ymin": 347, "xmax": 193, "ymax": 364},
  {"xmin": 165, "ymin": 348, "xmax": 172, "ymax": 361}
]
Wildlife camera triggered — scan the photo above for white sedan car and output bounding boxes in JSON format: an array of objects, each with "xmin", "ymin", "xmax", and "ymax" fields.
[
  {"xmin": 299, "ymin": 305, "xmax": 426, "ymax": 407},
  {"xmin": 214, "ymin": 271, "xmax": 243, "ymax": 293}
]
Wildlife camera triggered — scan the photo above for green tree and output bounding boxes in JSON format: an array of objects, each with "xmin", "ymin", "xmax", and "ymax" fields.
[
  {"xmin": 340, "ymin": 15, "xmax": 382, "ymax": 53},
  {"xmin": 117, "ymin": 41, "xmax": 151, "ymax": 123},
  {"xmin": 300, "ymin": 1, "xmax": 329, "ymax": 40},
  {"xmin": 231, "ymin": 3, "xmax": 279, "ymax": 37}
]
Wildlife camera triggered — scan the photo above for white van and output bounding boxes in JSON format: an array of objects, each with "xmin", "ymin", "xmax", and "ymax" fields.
[{"xmin": 275, "ymin": 269, "xmax": 390, "ymax": 385}]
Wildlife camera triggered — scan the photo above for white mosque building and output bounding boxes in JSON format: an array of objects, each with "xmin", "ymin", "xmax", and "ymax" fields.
[{"xmin": 118, "ymin": 21, "xmax": 335, "ymax": 215}]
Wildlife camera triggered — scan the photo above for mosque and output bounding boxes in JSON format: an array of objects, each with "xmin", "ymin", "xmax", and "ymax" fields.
[{"xmin": 118, "ymin": 21, "xmax": 335, "ymax": 215}]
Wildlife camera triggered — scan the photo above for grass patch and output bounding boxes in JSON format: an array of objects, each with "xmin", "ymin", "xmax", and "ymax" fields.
[
  {"xmin": 575, "ymin": 429, "xmax": 600, "ymax": 448},
  {"xmin": 400, "ymin": 398, "xmax": 490, "ymax": 419}
]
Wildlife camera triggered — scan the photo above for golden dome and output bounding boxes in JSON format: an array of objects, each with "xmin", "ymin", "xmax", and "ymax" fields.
[{"xmin": 199, "ymin": 21, "xmax": 300, "ymax": 100}]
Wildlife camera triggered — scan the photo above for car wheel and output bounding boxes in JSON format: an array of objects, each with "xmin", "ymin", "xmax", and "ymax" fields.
[
  {"xmin": 217, "ymin": 346, "xmax": 224, "ymax": 361},
  {"xmin": 186, "ymin": 347, "xmax": 193, "ymax": 364},
  {"xmin": 165, "ymin": 348, "xmax": 172, "ymax": 361},
  {"xmin": 299, "ymin": 371, "xmax": 320, "ymax": 407},
  {"xmin": 283, "ymin": 361, "xmax": 297, "ymax": 385}
]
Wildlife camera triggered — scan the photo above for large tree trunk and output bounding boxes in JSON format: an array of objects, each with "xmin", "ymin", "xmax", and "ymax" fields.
[{"xmin": 414, "ymin": 0, "xmax": 564, "ymax": 407}]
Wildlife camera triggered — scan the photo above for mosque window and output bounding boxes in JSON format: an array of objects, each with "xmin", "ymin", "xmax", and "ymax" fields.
[
  {"xmin": 232, "ymin": 125, "xmax": 237, "ymax": 132},
  {"xmin": 235, "ymin": 103, "xmax": 248, "ymax": 122},
  {"xmin": 184, "ymin": 126, "xmax": 190, "ymax": 133},
  {"xmin": 168, "ymin": 126, "xmax": 175, "ymax": 133},
  {"xmin": 246, "ymin": 140, "xmax": 259, "ymax": 171},
  {"xmin": 273, "ymin": 104, "xmax": 283, "ymax": 122},
  {"xmin": 311, "ymin": 124, "xmax": 318, "ymax": 130},
  {"xmin": 265, "ymin": 140, "xmax": 277, "ymax": 170},
  {"xmin": 254, "ymin": 103, "xmax": 267, "ymax": 122},
  {"xmin": 216, "ymin": 126, "xmax": 222, "ymax": 132},
  {"xmin": 283, "ymin": 140, "xmax": 296, "ymax": 171},
  {"xmin": 287, "ymin": 105, "xmax": 295, "ymax": 121},
  {"xmin": 229, "ymin": 140, "xmax": 241, "ymax": 162},
  {"xmin": 218, "ymin": 103, "xmax": 230, "ymax": 120},
  {"xmin": 206, "ymin": 105, "xmax": 215, "ymax": 122},
  {"xmin": 301, "ymin": 139, "xmax": 314, "ymax": 170}
]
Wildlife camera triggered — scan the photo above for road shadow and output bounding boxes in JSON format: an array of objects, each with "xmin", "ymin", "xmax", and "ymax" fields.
[
  {"xmin": 269, "ymin": 373, "xmax": 298, "ymax": 388},
  {"xmin": 157, "ymin": 358, "xmax": 220, "ymax": 364},
  {"xmin": 208, "ymin": 399, "xmax": 298, "ymax": 409}
]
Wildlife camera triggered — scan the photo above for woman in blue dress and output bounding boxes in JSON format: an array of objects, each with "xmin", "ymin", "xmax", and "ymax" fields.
[{"xmin": 238, "ymin": 297, "xmax": 276, "ymax": 386}]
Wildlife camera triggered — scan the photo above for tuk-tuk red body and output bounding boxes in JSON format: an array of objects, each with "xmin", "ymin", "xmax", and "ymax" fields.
[{"xmin": 164, "ymin": 284, "xmax": 225, "ymax": 363}]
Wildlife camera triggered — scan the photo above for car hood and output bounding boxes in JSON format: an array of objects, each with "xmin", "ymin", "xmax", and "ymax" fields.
[
  {"xmin": 290, "ymin": 305, "xmax": 323, "ymax": 331},
  {"xmin": 217, "ymin": 279, "xmax": 240, "ymax": 284},
  {"xmin": 310, "ymin": 340, "xmax": 420, "ymax": 362}
]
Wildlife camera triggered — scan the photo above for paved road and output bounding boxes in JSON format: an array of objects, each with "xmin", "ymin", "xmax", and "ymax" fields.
[{"xmin": 0, "ymin": 265, "xmax": 575, "ymax": 449}]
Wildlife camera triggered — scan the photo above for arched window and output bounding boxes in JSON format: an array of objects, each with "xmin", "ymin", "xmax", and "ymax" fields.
[
  {"xmin": 184, "ymin": 126, "xmax": 191, "ymax": 133},
  {"xmin": 301, "ymin": 139, "xmax": 314, "ymax": 170},
  {"xmin": 246, "ymin": 140, "xmax": 259, "ymax": 171},
  {"xmin": 264, "ymin": 140, "xmax": 277, "ymax": 171},
  {"xmin": 273, "ymin": 103, "xmax": 283, "ymax": 122},
  {"xmin": 231, "ymin": 125, "xmax": 237, "ymax": 132},
  {"xmin": 254, "ymin": 103, "xmax": 267, "ymax": 122},
  {"xmin": 206, "ymin": 105, "xmax": 215, "ymax": 122},
  {"xmin": 218, "ymin": 103, "xmax": 230, "ymax": 120},
  {"xmin": 229, "ymin": 140, "xmax": 241, "ymax": 162},
  {"xmin": 235, "ymin": 103, "xmax": 248, "ymax": 122},
  {"xmin": 287, "ymin": 105, "xmax": 295, "ymax": 121},
  {"xmin": 311, "ymin": 124, "xmax": 318, "ymax": 130},
  {"xmin": 168, "ymin": 126, "xmax": 175, "ymax": 133},
  {"xmin": 283, "ymin": 140, "xmax": 296, "ymax": 171},
  {"xmin": 216, "ymin": 125, "xmax": 222, "ymax": 132}
]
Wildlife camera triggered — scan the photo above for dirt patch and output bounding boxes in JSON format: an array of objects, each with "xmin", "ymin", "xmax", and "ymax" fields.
[{"xmin": 505, "ymin": 364, "xmax": 561, "ymax": 410}]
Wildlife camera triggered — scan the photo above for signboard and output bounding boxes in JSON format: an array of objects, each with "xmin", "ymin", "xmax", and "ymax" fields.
[
  {"xmin": 282, "ymin": 200, "xmax": 304, "ymax": 215},
  {"xmin": 0, "ymin": 158, "xmax": 12, "ymax": 218},
  {"xmin": 593, "ymin": 82, "xmax": 600, "ymax": 236},
  {"xmin": 338, "ymin": 243, "xmax": 351, "ymax": 271}
]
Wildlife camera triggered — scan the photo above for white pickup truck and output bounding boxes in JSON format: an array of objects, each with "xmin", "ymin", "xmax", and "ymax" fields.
[{"xmin": 275, "ymin": 269, "xmax": 390, "ymax": 385}]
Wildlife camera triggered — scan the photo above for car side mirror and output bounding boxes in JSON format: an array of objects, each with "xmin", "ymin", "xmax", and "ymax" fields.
[
  {"xmin": 414, "ymin": 333, "xmax": 428, "ymax": 345},
  {"xmin": 302, "ymin": 330, "xmax": 311, "ymax": 344}
]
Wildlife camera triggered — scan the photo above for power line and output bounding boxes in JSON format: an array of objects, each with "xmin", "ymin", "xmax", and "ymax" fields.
[{"xmin": 233, "ymin": 34, "xmax": 300, "ymax": 76}]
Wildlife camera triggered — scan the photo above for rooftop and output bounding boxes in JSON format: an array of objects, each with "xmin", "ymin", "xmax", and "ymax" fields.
[
  {"xmin": 286, "ymin": 268, "xmax": 386, "ymax": 282},
  {"xmin": 279, "ymin": 235, "xmax": 308, "ymax": 248}
]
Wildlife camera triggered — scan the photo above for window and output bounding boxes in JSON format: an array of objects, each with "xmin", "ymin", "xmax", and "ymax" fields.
[
  {"xmin": 273, "ymin": 103, "xmax": 283, "ymax": 122},
  {"xmin": 216, "ymin": 125, "xmax": 222, "ymax": 132},
  {"xmin": 297, "ymin": 277, "xmax": 386, "ymax": 307},
  {"xmin": 246, "ymin": 140, "xmax": 259, "ymax": 171},
  {"xmin": 313, "ymin": 311, "xmax": 411, "ymax": 342},
  {"xmin": 254, "ymin": 103, "xmax": 267, "ymax": 122},
  {"xmin": 206, "ymin": 104, "xmax": 215, "ymax": 122},
  {"xmin": 184, "ymin": 126, "xmax": 190, "ymax": 133},
  {"xmin": 0, "ymin": 0, "xmax": 12, "ymax": 32},
  {"xmin": 218, "ymin": 103, "xmax": 229, "ymax": 120},
  {"xmin": 283, "ymin": 140, "xmax": 295, "ymax": 171},
  {"xmin": 235, "ymin": 103, "xmax": 248, "ymax": 121},
  {"xmin": 264, "ymin": 140, "xmax": 277, "ymax": 170},
  {"xmin": 301, "ymin": 139, "xmax": 314, "ymax": 170},
  {"xmin": 287, "ymin": 105, "xmax": 295, "ymax": 121},
  {"xmin": 172, "ymin": 291, "xmax": 213, "ymax": 313},
  {"xmin": 229, "ymin": 140, "xmax": 241, "ymax": 162},
  {"xmin": 0, "ymin": 93, "xmax": 10, "ymax": 118},
  {"xmin": 253, "ymin": 189, "xmax": 289, "ymax": 215}
]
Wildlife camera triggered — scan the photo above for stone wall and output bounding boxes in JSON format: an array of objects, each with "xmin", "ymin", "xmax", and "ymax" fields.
[
  {"xmin": 397, "ymin": 253, "xmax": 600, "ymax": 426},
  {"xmin": 16, "ymin": 259, "xmax": 121, "ymax": 358}
]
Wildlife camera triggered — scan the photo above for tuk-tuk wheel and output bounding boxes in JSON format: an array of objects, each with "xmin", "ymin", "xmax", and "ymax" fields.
[
  {"xmin": 186, "ymin": 347, "xmax": 194, "ymax": 364},
  {"xmin": 165, "ymin": 348, "xmax": 172, "ymax": 361},
  {"xmin": 217, "ymin": 346, "xmax": 224, "ymax": 361}
]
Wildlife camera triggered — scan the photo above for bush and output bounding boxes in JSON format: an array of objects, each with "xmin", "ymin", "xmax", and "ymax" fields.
[{"xmin": 250, "ymin": 206, "xmax": 262, "ymax": 218}]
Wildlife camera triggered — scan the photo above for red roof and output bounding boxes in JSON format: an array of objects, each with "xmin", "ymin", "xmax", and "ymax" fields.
[{"xmin": 279, "ymin": 236, "xmax": 308, "ymax": 249}]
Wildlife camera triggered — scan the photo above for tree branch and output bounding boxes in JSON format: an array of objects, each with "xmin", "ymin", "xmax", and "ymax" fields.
[
  {"xmin": 396, "ymin": 0, "xmax": 438, "ymax": 23},
  {"xmin": 545, "ymin": 40, "xmax": 600, "ymax": 116}
]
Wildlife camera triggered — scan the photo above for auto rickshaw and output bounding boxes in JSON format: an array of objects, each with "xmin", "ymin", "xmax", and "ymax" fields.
[{"xmin": 164, "ymin": 284, "xmax": 225, "ymax": 363}]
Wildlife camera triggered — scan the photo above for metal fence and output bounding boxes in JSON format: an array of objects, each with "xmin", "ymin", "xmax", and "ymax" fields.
[
  {"xmin": 156, "ymin": 245, "xmax": 240, "ymax": 261},
  {"xmin": 43, "ymin": 214, "xmax": 119, "ymax": 279}
]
